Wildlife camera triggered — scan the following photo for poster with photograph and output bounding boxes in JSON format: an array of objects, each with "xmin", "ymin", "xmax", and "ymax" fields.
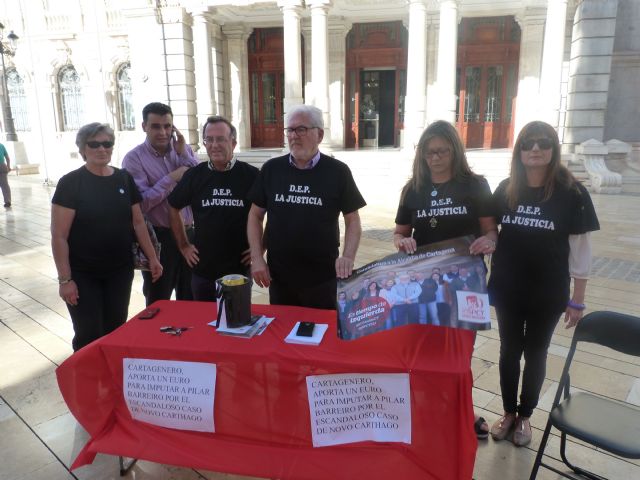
[{"xmin": 337, "ymin": 235, "xmax": 491, "ymax": 340}]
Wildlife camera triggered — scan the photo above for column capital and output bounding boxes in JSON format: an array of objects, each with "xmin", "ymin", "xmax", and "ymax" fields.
[
  {"xmin": 307, "ymin": 0, "xmax": 333, "ymax": 10},
  {"xmin": 436, "ymin": 0, "xmax": 458, "ymax": 7},
  {"xmin": 278, "ymin": 0, "xmax": 305, "ymax": 12},
  {"xmin": 221, "ymin": 23, "xmax": 253, "ymax": 40},
  {"xmin": 188, "ymin": 7, "xmax": 215, "ymax": 23},
  {"xmin": 514, "ymin": 7, "xmax": 547, "ymax": 28},
  {"xmin": 328, "ymin": 18, "xmax": 352, "ymax": 40}
]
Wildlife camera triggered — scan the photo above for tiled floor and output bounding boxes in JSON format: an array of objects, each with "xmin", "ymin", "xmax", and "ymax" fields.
[{"xmin": 1, "ymin": 159, "xmax": 639, "ymax": 480}]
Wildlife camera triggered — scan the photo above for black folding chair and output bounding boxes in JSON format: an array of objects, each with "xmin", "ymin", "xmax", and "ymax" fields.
[{"xmin": 529, "ymin": 311, "xmax": 640, "ymax": 480}]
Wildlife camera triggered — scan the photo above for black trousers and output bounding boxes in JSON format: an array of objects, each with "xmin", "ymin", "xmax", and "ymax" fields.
[
  {"xmin": 495, "ymin": 304, "xmax": 562, "ymax": 418},
  {"xmin": 142, "ymin": 226, "xmax": 193, "ymax": 306},
  {"xmin": 269, "ymin": 277, "xmax": 337, "ymax": 310},
  {"xmin": 68, "ymin": 266, "xmax": 134, "ymax": 351}
]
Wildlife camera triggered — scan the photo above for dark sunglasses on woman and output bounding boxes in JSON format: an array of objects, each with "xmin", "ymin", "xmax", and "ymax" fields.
[
  {"xmin": 86, "ymin": 141, "xmax": 114, "ymax": 149},
  {"xmin": 521, "ymin": 138, "xmax": 553, "ymax": 151}
]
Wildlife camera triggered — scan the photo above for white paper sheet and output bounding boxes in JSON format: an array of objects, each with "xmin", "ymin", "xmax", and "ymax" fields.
[
  {"xmin": 123, "ymin": 358, "xmax": 216, "ymax": 432},
  {"xmin": 306, "ymin": 373, "xmax": 411, "ymax": 447}
]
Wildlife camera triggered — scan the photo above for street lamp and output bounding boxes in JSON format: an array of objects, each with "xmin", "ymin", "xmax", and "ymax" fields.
[{"xmin": 0, "ymin": 22, "xmax": 19, "ymax": 141}]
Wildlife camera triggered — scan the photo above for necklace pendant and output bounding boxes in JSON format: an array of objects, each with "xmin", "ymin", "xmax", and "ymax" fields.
[
  {"xmin": 430, "ymin": 189, "xmax": 437, "ymax": 197},
  {"xmin": 429, "ymin": 217, "xmax": 438, "ymax": 228}
]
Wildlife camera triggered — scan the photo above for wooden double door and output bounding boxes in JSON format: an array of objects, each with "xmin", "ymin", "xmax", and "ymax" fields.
[
  {"xmin": 249, "ymin": 28, "xmax": 286, "ymax": 148},
  {"xmin": 456, "ymin": 17, "xmax": 520, "ymax": 148},
  {"xmin": 456, "ymin": 62, "xmax": 518, "ymax": 148}
]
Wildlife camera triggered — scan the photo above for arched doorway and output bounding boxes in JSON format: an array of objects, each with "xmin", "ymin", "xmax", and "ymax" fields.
[
  {"xmin": 456, "ymin": 16, "xmax": 520, "ymax": 148},
  {"xmin": 248, "ymin": 28, "xmax": 285, "ymax": 148},
  {"xmin": 345, "ymin": 22, "xmax": 408, "ymax": 149}
]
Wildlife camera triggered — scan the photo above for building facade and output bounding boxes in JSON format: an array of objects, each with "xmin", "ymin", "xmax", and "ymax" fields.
[{"xmin": 0, "ymin": 0, "xmax": 638, "ymax": 182}]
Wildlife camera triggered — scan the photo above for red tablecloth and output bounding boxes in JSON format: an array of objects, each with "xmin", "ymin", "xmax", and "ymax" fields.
[{"xmin": 56, "ymin": 300, "xmax": 477, "ymax": 480}]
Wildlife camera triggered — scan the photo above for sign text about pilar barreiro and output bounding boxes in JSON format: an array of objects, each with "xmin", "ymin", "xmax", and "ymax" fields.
[
  {"xmin": 306, "ymin": 373, "xmax": 411, "ymax": 447},
  {"xmin": 123, "ymin": 358, "xmax": 216, "ymax": 432}
]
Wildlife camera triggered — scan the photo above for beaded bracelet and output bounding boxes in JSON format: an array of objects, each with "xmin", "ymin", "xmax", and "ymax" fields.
[
  {"xmin": 58, "ymin": 277, "xmax": 73, "ymax": 285},
  {"xmin": 567, "ymin": 300, "xmax": 586, "ymax": 310}
]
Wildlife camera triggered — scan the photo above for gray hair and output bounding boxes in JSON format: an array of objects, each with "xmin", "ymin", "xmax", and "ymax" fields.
[
  {"xmin": 286, "ymin": 104, "xmax": 324, "ymax": 129},
  {"xmin": 75, "ymin": 122, "xmax": 115, "ymax": 150}
]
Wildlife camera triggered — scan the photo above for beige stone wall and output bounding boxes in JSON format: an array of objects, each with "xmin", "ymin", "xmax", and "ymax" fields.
[{"xmin": 2, "ymin": 0, "xmax": 639, "ymax": 181}]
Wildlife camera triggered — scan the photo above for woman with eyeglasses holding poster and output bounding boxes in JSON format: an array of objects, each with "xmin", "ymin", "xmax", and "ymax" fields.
[
  {"xmin": 393, "ymin": 120, "xmax": 498, "ymax": 439},
  {"xmin": 51, "ymin": 122, "xmax": 162, "ymax": 351},
  {"xmin": 488, "ymin": 121, "xmax": 600, "ymax": 447}
]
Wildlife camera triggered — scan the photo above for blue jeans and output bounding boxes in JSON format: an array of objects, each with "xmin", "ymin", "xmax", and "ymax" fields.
[{"xmin": 418, "ymin": 303, "xmax": 428, "ymax": 325}]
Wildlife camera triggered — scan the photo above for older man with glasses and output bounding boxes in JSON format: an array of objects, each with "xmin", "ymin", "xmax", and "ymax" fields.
[
  {"xmin": 167, "ymin": 116, "xmax": 258, "ymax": 301},
  {"xmin": 247, "ymin": 104, "xmax": 366, "ymax": 309}
]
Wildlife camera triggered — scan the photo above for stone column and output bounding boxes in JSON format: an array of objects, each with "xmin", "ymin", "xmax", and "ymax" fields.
[
  {"xmin": 513, "ymin": 8, "xmax": 546, "ymax": 137},
  {"xmin": 435, "ymin": 0, "xmax": 458, "ymax": 123},
  {"xmin": 222, "ymin": 24, "xmax": 252, "ymax": 149},
  {"xmin": 403, "ymin": 0, "xmax": 428, "ymax": 150},
  {"xmin": 124, "ymin": 5, "xmax": 198, "ymax": 144},
  {"xmin": 539, "ymin": 0, "xmax": 568, "ymax": 127},
  {"xmin": 425, "ymin": 15, "xmax": 439, "ymax": 125},
  {"xmin": 564, "ymin": 0, "xmax": 619, "ymax": 151},
  {"xmin": 309, "ymin": 0, "xmax": 332, "ymax": 143},
  {"xmin": 278, "ymin": 0, "xmax": 305, "ymax": 116},
  {"xmin": 328, "ymin": 20, "xmax": 350, "ymax": 147},
  {"xmin": 191, "ymin": 9, "xmax": 216, "ymax": 135},
  {"xmin": 210, "ymin": 23, "xmax": 226, "ymax": 118}
]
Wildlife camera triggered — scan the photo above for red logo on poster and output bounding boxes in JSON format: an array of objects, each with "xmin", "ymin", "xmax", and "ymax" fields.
[{"xmin": 461, "ymin": 295, "xmax": 484, "ymax": 320}]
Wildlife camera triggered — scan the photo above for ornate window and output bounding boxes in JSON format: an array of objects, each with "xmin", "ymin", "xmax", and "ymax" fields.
[
  {"xmin": 58, "ymin": 65, "xmax": 83, "ymax": 131},
  {"xmin": 116, "ymin": 63, "xmax": 134, "ymax": 130},
  {"xmin": 6, "ymin": 68, "xmax": 29, "ymax": 131}
]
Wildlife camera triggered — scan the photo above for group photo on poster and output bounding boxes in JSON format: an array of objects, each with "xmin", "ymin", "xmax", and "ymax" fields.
[{"xmin": 337, "ymin": 236, "xmax": 491, "ymax": 340}]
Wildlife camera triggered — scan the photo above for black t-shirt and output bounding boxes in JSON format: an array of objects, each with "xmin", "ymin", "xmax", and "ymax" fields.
[
  {"xmin": 248, "ymin": 153, "xmax": 366, "ymax": 285},
  {"xmin": 52, "ymin": 166, "xmax": 142, "ymax": 272},
  {"xmin": 488, "ymin": 179, "xmax": 600, "ymax": 313},
  {"xmin": 168, "ymin": 160, "xmax": 259, "ymax": 281},
  {"xmin": 395, "ymin": 175, "xmax": 493, "ymax": 246}
]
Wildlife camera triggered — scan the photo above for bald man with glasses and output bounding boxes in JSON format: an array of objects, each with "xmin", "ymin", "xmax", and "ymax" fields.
[{"xmin": 247, "ymin": 104, "xmax": 366, "ymax": 310}]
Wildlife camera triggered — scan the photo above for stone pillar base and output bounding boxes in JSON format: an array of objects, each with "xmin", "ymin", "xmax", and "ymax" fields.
[{"xmin": 576, "ymin": 139, "xmax": 622, "ymax": 194}]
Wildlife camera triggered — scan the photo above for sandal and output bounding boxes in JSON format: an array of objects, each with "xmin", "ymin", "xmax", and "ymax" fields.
[{"xmin": 474, "ymin": 416, "xmax": 489, "ymax": 439}]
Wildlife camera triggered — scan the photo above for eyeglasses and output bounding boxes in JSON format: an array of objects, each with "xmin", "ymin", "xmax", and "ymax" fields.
[
  {"xmin": 284, "ymin": 126, "xmax": 318, "ymax": 136},
  {"xmin": 521, "ymin": 138, "xmax": 553, "ymax": 151},
  {"xmin": 425, "ymin": 147, "xmax": 450, "ymax": 159},
  {"xmin": 203, "ymin": 136, "xmax": 231, "ymax": 145},
  {"xmin": 86, "ymin": 141, "xmax": 114, "ymax": 149}
]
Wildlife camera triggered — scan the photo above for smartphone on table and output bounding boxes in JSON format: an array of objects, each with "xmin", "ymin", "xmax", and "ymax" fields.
[
  {"xmin": 139, "ymin": 307, "xmax": 160, "ymax": 320},
  {"xmin": 296, "ymin": 321, "xmax": 315, "ymax": 337}
]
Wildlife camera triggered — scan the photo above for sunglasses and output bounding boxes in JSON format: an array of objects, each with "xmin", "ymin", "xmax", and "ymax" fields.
[
  {"xmin": 521, "ymin": 138, "xmax": 553, "ymax": 151},
  {"xmin": 86, "ymin": 141, "xmax": 114, "ymax": 149}
]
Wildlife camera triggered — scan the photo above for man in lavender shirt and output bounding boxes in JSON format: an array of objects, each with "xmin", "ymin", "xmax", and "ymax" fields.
[{"xmin": 122, "ymin": 102, "xmax": 198, "ymax": 305}]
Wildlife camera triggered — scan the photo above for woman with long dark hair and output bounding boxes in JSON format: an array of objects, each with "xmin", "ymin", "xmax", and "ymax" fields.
[
  {"xmin": 393, "ymin": 120, "xmax": 497, "ymax": 439},
  {"xmin": 488, "ymin": 121, "xmax": 600, "ymax": 446},
  {"xmin": 394, "ymin": 120, "xmax": 497, "ymax": 255}
]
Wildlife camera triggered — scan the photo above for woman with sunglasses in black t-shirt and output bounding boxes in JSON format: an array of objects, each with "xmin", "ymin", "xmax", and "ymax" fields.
[{"xmin": 488, "ymin": 121, "xmax": 600, "ymax": 447}]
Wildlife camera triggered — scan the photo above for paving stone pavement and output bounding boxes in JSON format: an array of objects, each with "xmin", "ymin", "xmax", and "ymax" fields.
[{"xmin": 1, "ymin": 170, "xmax": 639, "ymax": 480}]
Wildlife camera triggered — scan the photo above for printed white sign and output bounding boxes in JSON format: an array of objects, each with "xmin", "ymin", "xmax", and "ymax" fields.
[
  {"xmin": 123, "ymin": 358, "xmax": 216, "ymax": 432},
  {"xmin": 456, "ymin": 291, "xmax": 491, "ymax": 324},
  {"xmin": 306, "ymin": 373, "xmax": 411, "ymax": 447}
]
